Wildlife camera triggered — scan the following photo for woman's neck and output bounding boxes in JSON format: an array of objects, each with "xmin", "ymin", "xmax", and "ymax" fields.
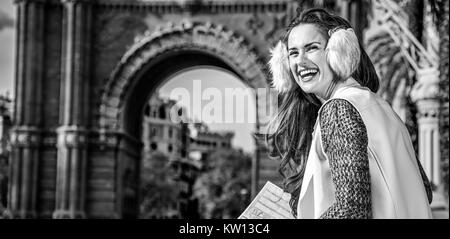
[
  {"xmin": 317, "ymin": 80, "xmax": 345, "ymax": 103},
  {"xmin": 317, "ymin": 77, "xmax": 360, "ymax": 103}
]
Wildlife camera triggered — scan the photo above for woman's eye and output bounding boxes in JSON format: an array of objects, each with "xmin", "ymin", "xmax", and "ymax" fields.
[
  {"xmin": 307, "ymin": 46, "xmax": 319, "ymax": 52},
  {"xmin": 289, "ymin": 51, "xmax": 298, "ymax": 56}
]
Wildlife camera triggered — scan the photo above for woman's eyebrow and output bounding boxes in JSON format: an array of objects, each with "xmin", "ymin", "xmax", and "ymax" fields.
[
  {"xmin": 288, "ymin": 41, "xmax": 321, "ymax": 51},
  {"xmin": 304, "ymin": 42, "xmax": 321, "ymax": 48},
  {"xmin": 288, "ymin": 47, "xmax": 297, "ymax": 51}
]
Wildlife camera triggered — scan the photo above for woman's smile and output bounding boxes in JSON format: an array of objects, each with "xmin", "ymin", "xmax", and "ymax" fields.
[{"xmin": 298, "ymin": 68, "xmax": 319, "ymax": 82}]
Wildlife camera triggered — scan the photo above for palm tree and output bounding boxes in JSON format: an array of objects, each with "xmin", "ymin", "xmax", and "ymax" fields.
[{"xmin": 432, "ymin": 0, "xmax": 449, "ymax": 198}]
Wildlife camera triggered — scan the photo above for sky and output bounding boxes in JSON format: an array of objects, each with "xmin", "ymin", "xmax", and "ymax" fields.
[
  {"xmin": 159, "ymin": 68, "xmax": 256, "ymax": 153},
  {"xmin": 0, "ymin": 1, "xmax": 15, "ymax": 97},
  {"xmin": 0, "ymin": 2, "xmax": 256, "ymax": 153}
]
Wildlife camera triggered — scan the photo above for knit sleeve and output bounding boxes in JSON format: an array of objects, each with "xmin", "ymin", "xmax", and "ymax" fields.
[{"xmin": 319, "ymin": 99, "xmax": 372, "ymax": 219}]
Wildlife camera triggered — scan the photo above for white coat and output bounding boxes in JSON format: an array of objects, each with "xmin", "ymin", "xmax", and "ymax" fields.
[{"xmin": 297, "ymin": 78, "xmax": 433, "ymax": 219}]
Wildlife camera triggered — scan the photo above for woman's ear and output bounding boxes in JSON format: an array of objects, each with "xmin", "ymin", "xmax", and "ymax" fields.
[
  {"xmin": 325, "ymin": 28, "xmax": 361, "ymax": 80},
  {"xmin": 269, "ymin": 41, "xmax": 292, "ymax": 93}
]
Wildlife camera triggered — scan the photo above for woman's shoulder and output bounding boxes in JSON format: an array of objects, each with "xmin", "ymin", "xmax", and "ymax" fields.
[
  {"xmin": 319, "ymin": 98, "xmax": 366, "ymax": 133},
  {"xmin": 332, "ymin": 86, "xmax": 387, "ymax": 112},
  {"xmin": 320, "ymin": 98, "xmax": 360, "ymax": 119}
]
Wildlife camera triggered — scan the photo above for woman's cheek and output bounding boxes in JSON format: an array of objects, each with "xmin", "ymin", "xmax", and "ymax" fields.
[{"xmin": 309, "ymin": 52, "xmax": 323, "ymax": 65}]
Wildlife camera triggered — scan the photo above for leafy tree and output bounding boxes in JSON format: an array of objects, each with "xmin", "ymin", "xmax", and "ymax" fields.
[
  {"xmin": 193, "ymin": 148, "xmax": 252, "ymax": 219},
  {"xmin": 139, "ymin": 151, "xmax": 180, "ymax": 218}
]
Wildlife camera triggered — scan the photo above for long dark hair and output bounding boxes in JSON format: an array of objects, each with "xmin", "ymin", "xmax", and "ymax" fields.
[{"xmin": 266, "ymin": 8, "xmax": 380, "ymax": 218}]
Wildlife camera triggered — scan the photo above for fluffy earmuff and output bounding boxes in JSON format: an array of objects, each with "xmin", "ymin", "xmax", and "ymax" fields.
[
  {"xmin": 325, "ymin": 28, "xmax": 361, "ymax": 80},
  {"xmin": 268, "ymin": 41, "xmax": 292, "ymax": 94}
]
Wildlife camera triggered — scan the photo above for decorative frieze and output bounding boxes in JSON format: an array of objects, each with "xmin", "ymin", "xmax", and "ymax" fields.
[{"xmin": 94, "ymin": 0, "xmax": 291, "ymax": 15}]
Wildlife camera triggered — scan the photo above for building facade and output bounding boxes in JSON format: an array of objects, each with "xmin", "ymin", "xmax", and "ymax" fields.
[
  {"xmin": 188, "ymin": 122, "xmax": 234, "ymax": 162},
  {"xmin": 141, "ymin": 94, "xmax": 235, "ymax": 162},
  {"xmin": 142, "ymin": 95, "xmax": 185, "ymax": 159}
]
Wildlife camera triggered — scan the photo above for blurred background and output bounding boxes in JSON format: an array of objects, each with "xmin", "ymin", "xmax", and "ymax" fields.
[{"xmin": 0, "ymin": 0, "xmax": 448, "ymax": 219}]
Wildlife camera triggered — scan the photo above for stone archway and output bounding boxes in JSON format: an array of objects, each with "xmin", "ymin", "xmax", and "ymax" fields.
[
  {"xmin": 9, "ymin": 0, "xmax": 295, "ymax": 219},
  {"xmin": 98, "ymin": 21, "xmax": 271, "ymax": 218},
  {"xmin": 100, "ymin": 20, "xmax": 267, "ymax": 134}
]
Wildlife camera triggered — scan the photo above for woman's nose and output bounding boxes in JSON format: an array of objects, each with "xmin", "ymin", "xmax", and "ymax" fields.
[{"xmin": 295, "ymin": 52, "xmax": 307, "ymax": 65}]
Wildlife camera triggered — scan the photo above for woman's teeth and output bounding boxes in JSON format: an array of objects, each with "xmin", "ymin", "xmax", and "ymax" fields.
[
  {"xmin": 299, "ymin": 69, "xmax": 318, "ymax": 77},
  {"xmin": 299, "ymin": 69, "xmax": 318, "ymax": 81}
]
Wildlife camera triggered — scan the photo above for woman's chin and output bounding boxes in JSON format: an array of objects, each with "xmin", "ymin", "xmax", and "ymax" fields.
[
  {"xmin": 297, "ymin": 82, "xmax": 314, "ymax": 94},
  {"xmin": 296, "ymin": 75, "xmax": 318, "ymax": 93}
]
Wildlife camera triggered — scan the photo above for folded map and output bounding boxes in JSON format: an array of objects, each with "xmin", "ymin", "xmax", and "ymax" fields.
[{"xmin": 238, "ymin": 181, "xmax": 294, "ymax": 219}]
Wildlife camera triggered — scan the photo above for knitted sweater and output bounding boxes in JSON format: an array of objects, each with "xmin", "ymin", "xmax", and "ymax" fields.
[{"xmin": 318, "ymin": 99, "xmax": 432, "ymax": 219}]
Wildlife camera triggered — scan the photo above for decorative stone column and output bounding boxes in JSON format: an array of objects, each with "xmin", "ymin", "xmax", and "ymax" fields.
[
  {"xmin": 53, "ymin": 0, "xmax": 92, "ymax": 219},
  {"xmin": 53, "ymin": 126, "xmax": 88, "ymax": 218},
  {"xmin": 410, "ymin": 68, "xmax": 441, "ymax": 186},
  {"xmin": 8, "ymin": 0, "xmax": 46, "ymax": 218},
  {"xmin": 8, "ymin": 127, "xmax": 41, "ymax": 218}
]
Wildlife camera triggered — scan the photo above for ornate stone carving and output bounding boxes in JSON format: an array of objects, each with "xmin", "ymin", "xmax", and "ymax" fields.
[
  {"xmin": 247, "ymin": 13, "xmax": 264, "ymax": 35},
  {"xmin": 264, "ymin": 13, "xmax": 287, "ymax": 44},
  {"xmin": 9, "ymin": 126, "xmax": 41, "ymax": 147},
  {"xmin": 56, "ymin": 125, "xmax": 88, "ymax": 147},
  {"xmin": 410, "ymin": 68, "xmax": 440, "ymax": 103}
]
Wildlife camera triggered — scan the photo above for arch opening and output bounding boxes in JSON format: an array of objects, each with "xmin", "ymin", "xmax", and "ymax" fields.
[
  {"xmin": 116, "ymin": 48, "xmax": 266, "ymax": 218},
  {"xmin": 99, "ymin": 21, "xmax": 272, "ymax": 218}
]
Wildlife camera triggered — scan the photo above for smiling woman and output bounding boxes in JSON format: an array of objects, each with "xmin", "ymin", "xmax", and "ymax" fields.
[{"xmin": 267, "ymin": 8, "xmax": 433, "ymax": 219}]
